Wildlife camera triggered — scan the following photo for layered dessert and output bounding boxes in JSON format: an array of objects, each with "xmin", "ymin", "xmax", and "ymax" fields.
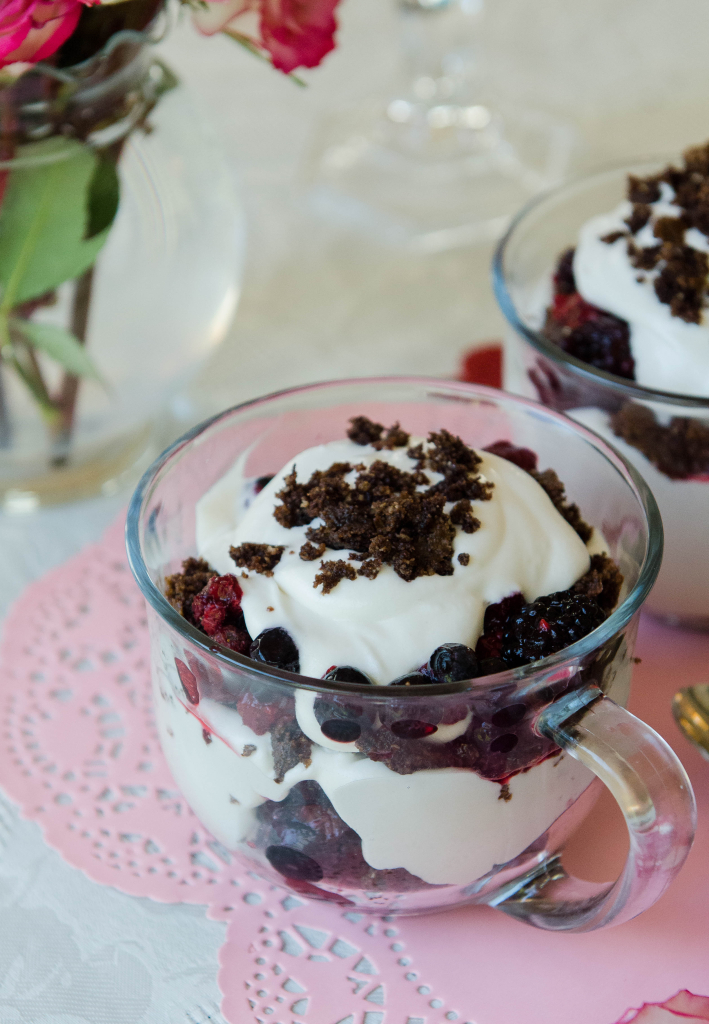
[
  {"xmin": 512, "ymin": 142, "xmax": 709, "ymax": 620},
  {"xmin": 154, "ymin": 416, "xmax": 626, "ymax": 906}
]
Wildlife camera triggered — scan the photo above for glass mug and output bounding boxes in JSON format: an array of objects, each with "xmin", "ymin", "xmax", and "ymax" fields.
[
  {"xmin": 493, "ymin": 158, "xmax": 709, "ymax": 629},
  {"xmin": 126, "ymin": 378, "xmax": 695, "ymax": 929}
]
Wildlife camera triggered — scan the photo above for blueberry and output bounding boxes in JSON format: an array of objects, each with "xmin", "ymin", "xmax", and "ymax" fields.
[
  {"xmin": 321, "ymin": 719, "xmax": 362, "ymax": 743},
  {"xmin": 250, "ymin": 627, "xmax": 300, "ymax": 672},
  {"xmin": 323, "ymin": 666, "xmax": 372, "ymax": 685},
  {"xmin": 491, "ymin": 703, "xmax": 527, "ymax": 728},
  {"xmin": 490, "ymin": 733, "xmax": 518, "ymax": 754},
  {"xmin": 389, "ymin": 672, "xmax": 430, "ymax": 686},
  {"xmin": 428, "ymin": 643, "xmax": 480, "ymax": 683},
  {"xmin": 391, "ymin": 720, "xmax": 438, "ymax": 739},
  {"xmin": 265, "ymin": 845, "xmax": 323, "ymax": 881}
]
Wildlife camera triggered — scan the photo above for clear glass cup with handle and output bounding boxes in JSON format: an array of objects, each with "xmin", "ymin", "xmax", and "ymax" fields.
[{"xmin": 126, "ymin": 377, "xmax": 694, "ymax": 928}]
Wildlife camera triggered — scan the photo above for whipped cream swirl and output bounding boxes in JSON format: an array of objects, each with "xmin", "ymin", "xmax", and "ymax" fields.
[{"xmin": 196, "ymin": 437, "xmax": 591, "ymax": 684}]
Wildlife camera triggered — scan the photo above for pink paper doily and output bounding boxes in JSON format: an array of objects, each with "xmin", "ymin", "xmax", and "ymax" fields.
[{"xmin": 1, "ymin": 514, "xmax": 709, "ymax": 1024}]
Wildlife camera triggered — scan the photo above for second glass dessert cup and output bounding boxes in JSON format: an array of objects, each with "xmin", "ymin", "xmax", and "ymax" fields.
[
  {"xmin": 493, "ymin": 159, "xmax": 709, "ymax": 628},
  {"xmin": 126, "ymin": 377, "xmax": 695, "ymax": 928}
]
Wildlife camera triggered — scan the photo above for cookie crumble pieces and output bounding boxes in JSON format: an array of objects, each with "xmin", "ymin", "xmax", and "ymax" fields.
[{"xmin": 230, "ymin": 542, "xmax": 284, "ymax": 577}]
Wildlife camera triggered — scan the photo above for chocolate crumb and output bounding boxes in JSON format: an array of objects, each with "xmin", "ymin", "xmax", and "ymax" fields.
[
  {"xmin": 653, "ymin": 216, "xmax": 687, "ymax": 244},
  {"xmin": 531, "ymin": 468, "xmax": 593, "ymax": 543},
  {"xmin": 271, "ymin": 718, "xmax": 312, "ymax": 783},
  {"xmin": 165, "ymin": 557, "xmax": 216, "ymax": 621},
  {"xmin": 611, "ymin": 402, "xmax": 709, "ymax": 478},
  {"xmin": 314, "ymin": 559, "xmax": 357, "ymax": 594},
  {"xmin": 273, "ymin": 468, "xmax": 317, "ymax": 529},
  {"xmin": 202, "ymin": 729, "xmax": 212, "ymax": 745},
  {"xmin": 300, "ymin": 540, "xmax": 326, "ymax": 561},
  {"xmin": 633, "ymin": 657, "xmax": 642, "ymax": 664},
  {"xmin": 573, "ymin": 553, "xmax": 624, "ymax": 613},
  {"xmin": 601, "ymin": 229, "xmax": 627, "ymax": 245},
  {"xmin": 347, "ymin": 415, "xmax": 384, "ymax": 445},
  {"xmin": 372, "ymin": 421, "xmax": 410, "ymax": 450},
  {"xmin": 624, "ymin": 204, "xmax": 651, "ymax": 234},
  {"xmin": 230, "ymin": 542, "xmax": 284, "ymax": 576},
  {"xmin": 229, "ymin": 795, "xmax": 240, "ymax": 804},
  {"xmin": 267, "ymin": 606, "xmax": 274, "ymax": 612},
  {"xmin": 358, "ymin": 558, "xmax": 382, "ymax": 579},
  {"xmin": 498, "ymin": 783, "xmax": 512, "ymax": 802},
  {"xmin": 458, "ymin": 552, "xmax": 471, "ymax": 566},
  {"xmin": 627, "ymin": 240, "xmax": 662, "ymax": 272},
  {"xmin": 450, "ymin": 499, "xmax": 481, "ymax": 534},
  {"xmin": 653, "ymin": 242, "xmax": 707, "ymax": 323},
  {"xmin": 627, "ymin": 173, "xmax": 661, "ymax": 205},
  {"xmin": 241, "ymin": 744, "xmax": 256, "ymax": 757}
]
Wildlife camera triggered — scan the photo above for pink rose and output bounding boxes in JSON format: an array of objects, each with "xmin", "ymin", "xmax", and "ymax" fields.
[
  {"xmin": 193, "ymin": 0, "xmax": 340, "ymax": 74},
  {"xmin": 615, "ymin": 991, "xmax": 709, "ymax": 1023},
  {"xmin": 0, "ymin": 0, "xmax": 95, "ymax": 68}
]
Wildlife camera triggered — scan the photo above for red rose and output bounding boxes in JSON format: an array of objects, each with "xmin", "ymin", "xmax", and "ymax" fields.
[
  {"xmin": 193, "ymin": 0, "xmax": 340, "ymax": 74},
  {"xmin": 615, "ymin": 991, "xmax": 709, "ymax": 1023},
  {"xmin": 0, "ymin": 0, "xmax": 97, "ymax": 68}
]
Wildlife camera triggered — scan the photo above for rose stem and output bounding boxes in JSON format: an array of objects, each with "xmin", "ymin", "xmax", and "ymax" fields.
[{"xmin": 50, "ymin": 265, "xmax": 94, "ymax": 467}]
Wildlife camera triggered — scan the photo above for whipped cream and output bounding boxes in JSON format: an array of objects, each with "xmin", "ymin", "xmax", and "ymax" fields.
[
  {"xmin": 196, "ymin": 438, "xmax": 591, "ymax": 684},
  {"xmin": 573, "ymin": 184, "xmax": 709, "ymax": 396}
]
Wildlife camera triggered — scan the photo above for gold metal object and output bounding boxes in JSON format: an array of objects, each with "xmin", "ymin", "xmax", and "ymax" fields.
[{"xmin": 672, "ymin": 684, "xmax": 709, "ymax": 761}]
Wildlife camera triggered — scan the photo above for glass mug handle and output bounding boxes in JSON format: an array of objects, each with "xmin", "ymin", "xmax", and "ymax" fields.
[{"xmin": 495, "ymin": 684, "xmax": 696, "ymax": 932}]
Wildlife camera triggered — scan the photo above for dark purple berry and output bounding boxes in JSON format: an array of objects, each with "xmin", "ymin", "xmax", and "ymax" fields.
[
  {"xmin": 428, "ymin": 643, "xmax": 480, "ymax": 683},
  {"xmin": 254, "ymin": 475, "xmax": 274, "ymax": 493},
  {"xmin": 320, "ymin": 719, "xmax": 361, "ymax": 743},
  {"xmin": 484, "ymin": 440, "xmax": 538, "ymax": 472},
  {"xmin": 265, "ymin": 845, "xmax": 323, "ymax": 881},
  {"xmin": 491, "ymin": 703, "xmax": 527, "ymax": 728},
  {"xmin": 489, "ymin": 733, "xmax": 518, "ymax": 753},
  {"xmin": 547, "ymin": 290, "xmax": 635, "ymax": 380},
  {"xmin": 389, "ymin": 672, "xmax": 430, "ymax": 686},
  {"xmin": 501, "ymin": 592, "xmax": 605, "ymax": 667},
  {"xmin": 250, "ymin": 627, "xmax": 300, "ymax": 673},
  {"xmin": 554, "ymin": 247, "xmax": 577, "ymax": 295},
  {"xmin": 478, "ymin": 657, "xmax": 508, "ymax": 676},
  {"xmin": 323, "ymin": 666, "xmax": 372, "ymax": 685},
  {"xmin": 391, "ymin": 720, "xmax": 438, "ymax": 739}
]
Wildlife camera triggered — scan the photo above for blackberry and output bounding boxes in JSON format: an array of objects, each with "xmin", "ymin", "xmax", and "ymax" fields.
[
  {"xmin": 546, "ymin": 291, "xmax": 635, "ymax": 380},
  {"xmin": 323, "ymin": 666, "xmax": 372, "ymax": 685},
  {"xmin": 427, "ymin": 643, "xmax": 481, "ymax": 683},
  {"xmin": 501, "ymin": 592, "xmax": 605, "ymax": 667},
  {"xmin": 250, "ymin": 627, "xmax": 300, "ymax": 672}
]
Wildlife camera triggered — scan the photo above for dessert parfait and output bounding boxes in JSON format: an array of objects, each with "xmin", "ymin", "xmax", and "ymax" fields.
[
  {"xmin": 495, "ymin": 142, "xmax": 709, "ymax": 625},
  {"xmin": 127, "ymin": 380, "xmax": 693, "ymax": 925}
]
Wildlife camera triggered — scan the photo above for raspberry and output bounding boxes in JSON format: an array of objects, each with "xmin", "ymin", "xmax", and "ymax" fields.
[
  {"xmin": 175, "ymin": 658, "xmax": 199, "ymax": 705},
  {"xmin": 501, "ymin": 592, "xmax": 605, "ymax": 667},
  {"xmin": 236, "ymin": 691, "xmax": 290, "ymax": 735},
  {"xmin": 210, "ymin": 625, "xmax": 251, "ymax": 654},
  {"xmin": 484, "ymin": 440, "xmax": 538, "ymax": 472},
  {"xmin": 191, "ymin": 573, "xmax": 245, "ymax": 643}
]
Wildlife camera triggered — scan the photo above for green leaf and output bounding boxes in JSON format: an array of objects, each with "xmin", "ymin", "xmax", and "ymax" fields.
[
  {"xmin": 10, "ymin": 317, "xmax": 103, "ymax": 382},
  {"xmin": 0, "ymin": 138, "xmax": 112, "ymax": 310},
  {"xmin": 152, "ymin": 58, "xmax": 180, "ymax": 98},
  {"xmin": 87, "ymin": 153, "xmax": 120, "ymax": 240},
  {"xmin": 2, "ymin": 342, "xmax": 60, "ymax": 425}
]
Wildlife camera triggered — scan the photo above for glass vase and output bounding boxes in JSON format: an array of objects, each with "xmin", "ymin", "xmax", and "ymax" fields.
[{"xmin": 0, "ymin": 23, "xmax": 245, "ymax": 511}]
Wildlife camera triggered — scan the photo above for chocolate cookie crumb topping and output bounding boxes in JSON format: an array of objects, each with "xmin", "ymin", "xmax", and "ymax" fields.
[
  {"xmin": 627, "ymin": 240, "xmax": 662, "ymax": 272},
  {"xmin": 601, "ymin": 230, "xmax": 627, "ymax": 245},
  {"xmin": 347, "ymin": 415, "xmax": 384, "ymax": 446},
  {"xmin": 357, "ymin": 558, "xmax": 382, "ymax": 580},
  {"xmin": 314, "ymin": 559, "xmax": 358, "ymax": 594},
  {"xmin": 450, "ymin": 499, "xmax": 481, "ymax": 534},
  {"xmin": 230, "ymin": 542, "xmax": 284, "ymax": 576},
  {"xmin": 273, "ymin": 468, "xmax": 316, "ymax": 529},
  {"xmin": 653, "ymin": 243, "xmax": 708, "ymax": 323},
  {"xmin": 627, "ymin": 173, "xmax": 661, "ymax": 205},
  {"xmin": 611, "ymin": 403, "xmax": 709, "ymax": 479},
  {"xmin": 458, "ymin": 552, "xmax": 471, "ymax": 566},
  {"xmin": 372, "ymin": 422, "xmax": 410, "ymax": 450},
  {"xmin": 242, "ymin": 744, "xmax": 256, "ymax": 757},
  {"xmin": 300, "ymin": 540, "xmax": 326, "ymax": 561},
  {"xmin": 624, "ymin": 203, "xmax": 651, "ymax": 234},
  {"xmin": 573, "ymin": 553, "xmax": 624, "ymax": 613},
  {"xmin": 653, "ymin": 216, "xmax": 687, "ymax": 244},
  {"xmin": 165, "ymin": 557, "xmax": 216, "ymax": 620},
  {"xmin": 531, "ymin": 468, "xmax": 593, "ymax": 543}
]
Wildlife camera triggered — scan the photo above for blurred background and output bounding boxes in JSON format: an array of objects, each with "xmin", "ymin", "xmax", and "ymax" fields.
[{"xmin": 161, "ymin": 0, "xmax": 709, "ymax": 417}]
